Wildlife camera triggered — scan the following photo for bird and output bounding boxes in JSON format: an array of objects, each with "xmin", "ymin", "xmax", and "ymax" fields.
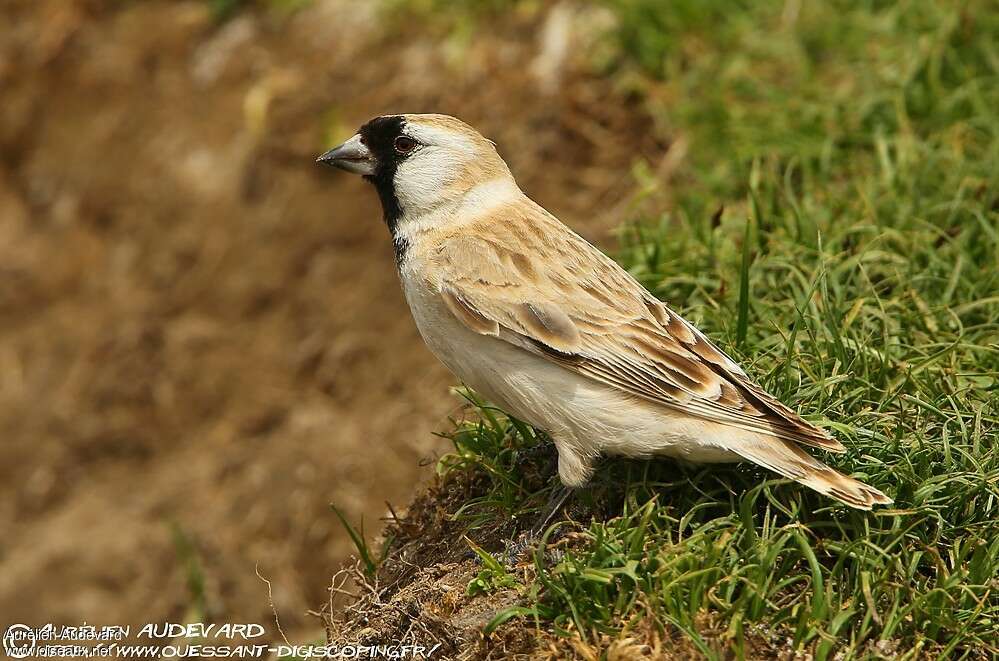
[{"xmin": 316, "ymin": 113, "xmax": 892, "ymax": 511}]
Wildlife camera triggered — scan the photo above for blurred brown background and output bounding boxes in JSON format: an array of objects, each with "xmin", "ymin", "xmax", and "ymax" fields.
[{"xmin": 0, "ymin": 0, "xmax": 657, "ymax": 639}]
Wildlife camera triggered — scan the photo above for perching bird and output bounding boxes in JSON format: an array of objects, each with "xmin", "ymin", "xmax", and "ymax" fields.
[{"xmin": 317, "ymin": 114, "xmax": 891, "ymax": 511}]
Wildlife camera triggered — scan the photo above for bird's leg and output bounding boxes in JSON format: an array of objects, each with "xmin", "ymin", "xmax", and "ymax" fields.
[
  {"xmin": 505, "ymin": 485, "xmax": 574, "ymax": 565},
  {"xmin": 529, "ymin": 484, "xmax": 574, "ymax": 539}
]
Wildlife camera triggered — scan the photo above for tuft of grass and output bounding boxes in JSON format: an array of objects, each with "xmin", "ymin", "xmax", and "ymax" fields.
[
  {"xmin": 428, "ymin": 0, "xmax": 998, "ymax": 656},
  {"xmin": 437, "ymin": 388, "xmax": 551, "ymax": 525},
  {"xmin": 465, "ymin": 537, "xmax": 523, "ymax": 597},
  {"xmin": 330, "ymin": 504, "xmax": 379, "ymax": 578},
  {"xmin": 169, "ymin": 522, "xmax": 212, "ymax": 622}
]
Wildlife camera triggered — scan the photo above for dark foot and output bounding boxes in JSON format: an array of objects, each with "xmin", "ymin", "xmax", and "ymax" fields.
[
  {"xmin": 505, "ymin": 485, "xmax": 575, "ymax": 567},
  {"xmin": 504, "ymin": 535, "xmax": 535, "ymax": 567}
]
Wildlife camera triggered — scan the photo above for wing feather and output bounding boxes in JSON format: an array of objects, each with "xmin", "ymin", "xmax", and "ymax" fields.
[{"xmin": 431, "ymin": 227, "xmax": 843, "ymax": 453}]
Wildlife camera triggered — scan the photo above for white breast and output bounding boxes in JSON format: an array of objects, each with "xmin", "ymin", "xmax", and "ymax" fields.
[{"xmin": 398, "ymin": 261, "xmax": 528, "ymax": 412}]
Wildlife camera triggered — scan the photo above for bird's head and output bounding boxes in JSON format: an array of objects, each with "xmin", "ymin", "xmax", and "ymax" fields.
[{"xmin": 317, "ymin": 114, "xmax": 514, "ymax": 228}]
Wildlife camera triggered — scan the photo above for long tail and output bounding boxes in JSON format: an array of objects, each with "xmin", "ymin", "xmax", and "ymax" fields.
[{"xmin": 733, "ymin": 437, "xmax": 892, "ymax": 510}]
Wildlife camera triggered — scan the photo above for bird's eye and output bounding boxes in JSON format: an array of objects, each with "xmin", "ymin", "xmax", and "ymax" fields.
[{"xmin": 394, "ymin": 136, "xmax": 417, "ymax": 154}]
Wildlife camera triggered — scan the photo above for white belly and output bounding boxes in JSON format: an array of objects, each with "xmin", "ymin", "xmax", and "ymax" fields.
[{"xmin": 398, "ymin": 269, "xmax": 741, "ymax": 467}]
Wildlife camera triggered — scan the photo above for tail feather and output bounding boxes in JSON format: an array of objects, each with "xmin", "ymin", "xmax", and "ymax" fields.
[{"xmin": 733, "ymin": 437, "xmax": 892, "ymax": 510}]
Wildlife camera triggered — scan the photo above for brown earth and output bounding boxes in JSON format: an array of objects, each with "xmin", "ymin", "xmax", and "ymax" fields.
[
  {"xmin": 326, "ymin": 460, "xmax": 780, "ymax": 660},
  {"xmin": 0, "ymin": 0, "xmax": 661, "ymax": 643}
]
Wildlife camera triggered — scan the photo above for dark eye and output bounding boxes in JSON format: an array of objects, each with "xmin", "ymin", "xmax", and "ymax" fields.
[{"xmin": 394, "ymin": 136, "xmax": 417, "ymax": 154}]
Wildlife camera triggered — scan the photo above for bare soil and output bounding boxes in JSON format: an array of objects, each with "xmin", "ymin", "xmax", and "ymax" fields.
[{"xmin": 0, "ymin": 0, "xmax": 659, "ymax": 643}]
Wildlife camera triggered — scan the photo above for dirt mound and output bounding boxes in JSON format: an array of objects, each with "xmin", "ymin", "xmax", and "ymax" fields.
[
  {"xmin": 324, "ymin": 462, "xmax": 741, "ymax": 660},
  {"xmin": 0, "ymin": 0, "xmax": 658, "ymax": 641},
  {"xmin": 324, "ymin": 468, "xmax": 531, "ymax": 659}
]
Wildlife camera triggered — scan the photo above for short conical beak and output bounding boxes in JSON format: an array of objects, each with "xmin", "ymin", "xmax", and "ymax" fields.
[{"xmin": 316, "ymin": 134, "xmax": 375, "ymax": 175}]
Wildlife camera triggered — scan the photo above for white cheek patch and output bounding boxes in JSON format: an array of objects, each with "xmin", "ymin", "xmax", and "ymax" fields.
[
  {"xmin": 393, "ymin": 147, "xmax": 464, "ymax": 214},
  {"xmin": 392, "ymin": 124, "xmax": 479, "ymax": 214}
]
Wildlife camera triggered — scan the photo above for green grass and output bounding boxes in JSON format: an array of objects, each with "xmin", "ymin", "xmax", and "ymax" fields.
[{"xmin": 431, "ymin": 0, "xmax": 999, "ymax": 657}]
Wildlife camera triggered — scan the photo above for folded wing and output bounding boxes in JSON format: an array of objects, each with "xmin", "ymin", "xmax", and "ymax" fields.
[{"xmin": 432, "ymin": 229, "xmax": 843, "ymax": 453}]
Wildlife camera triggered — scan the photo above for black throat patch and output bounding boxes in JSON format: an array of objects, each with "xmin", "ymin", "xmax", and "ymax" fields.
[{"xmin": 358, "ymin": 115, "xmax": 409, "ymax": 260}]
